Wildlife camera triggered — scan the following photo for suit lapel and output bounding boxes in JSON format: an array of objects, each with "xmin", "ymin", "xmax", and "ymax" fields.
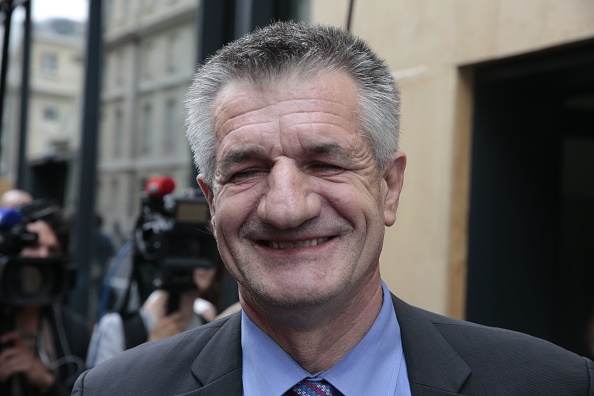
[
  {"xmin": 392, "ymin": 294, "xmax": 471, "ymax": 396},
  {"xmin": 188, "ymin": 313, "xmax": 243, "ymax": 395}
]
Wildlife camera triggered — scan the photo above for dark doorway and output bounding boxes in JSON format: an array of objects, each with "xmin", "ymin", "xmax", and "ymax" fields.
[
  {"xmin": 29, "ymin": 158, "xmax": 70, "ymax": 207},
  {"xmin": 466, "ymin": 39, "xmax": 594, "ymax": 359}
]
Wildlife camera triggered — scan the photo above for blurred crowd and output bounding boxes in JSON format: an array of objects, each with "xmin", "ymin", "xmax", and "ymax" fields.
[{"xmin": 0, "ymin": 188, "xmax": 239, "ymax": 395}]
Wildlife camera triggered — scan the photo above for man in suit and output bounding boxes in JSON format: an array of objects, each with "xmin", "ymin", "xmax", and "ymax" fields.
[{"xmin": 73, "ymin": 21, "xmax": 593, "ymax": 395}]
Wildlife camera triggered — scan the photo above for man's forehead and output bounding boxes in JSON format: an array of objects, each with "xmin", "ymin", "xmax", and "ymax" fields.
[
  {"xmin": 210, "ymin": 71, "xmax": 364, "ymax": 172},
  {"xmin": 212, "ymin": 72, "xmax": 358, "ymax": 124}
]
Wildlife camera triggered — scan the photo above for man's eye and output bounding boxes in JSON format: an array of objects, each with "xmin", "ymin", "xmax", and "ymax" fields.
[
  {"xmin": 311, "ymin": 163, "xmax": 343, "ymax": 174},
  {"xmin": 229, "ymin": 169, "xmax": 262, "ymax": 181}
]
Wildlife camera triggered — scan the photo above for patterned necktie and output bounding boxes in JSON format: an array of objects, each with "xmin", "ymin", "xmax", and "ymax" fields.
[{"xmin": 288, "ymin": 379, "xmax": 336, "ymax": 396}]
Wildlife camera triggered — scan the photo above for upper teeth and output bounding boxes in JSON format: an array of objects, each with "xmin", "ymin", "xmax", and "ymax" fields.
[{"xmin": 269, "ymin": 238, "xmax": 330, "ymax": 249}]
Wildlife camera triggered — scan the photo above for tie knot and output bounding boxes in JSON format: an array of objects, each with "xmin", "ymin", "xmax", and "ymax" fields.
[{"xmin": 288, "ymin": 378, "xmax": 335, "ymax": 396}]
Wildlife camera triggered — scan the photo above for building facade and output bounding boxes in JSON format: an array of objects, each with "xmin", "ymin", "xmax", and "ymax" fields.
[
  {"xmin": 311, "ymin": 0, "xmax": 594, "ymax": 358},
  {"xmin": 98, "ymin": 0, "xmax": 200, "ymax": 242},
  {"xmin": 1, "ymin": 17, "xmax": 85, "ymax": 205}
]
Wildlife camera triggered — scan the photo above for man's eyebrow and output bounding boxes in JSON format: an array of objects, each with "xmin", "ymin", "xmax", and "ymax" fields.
[
  {"xmin": 307, "ymin": 142, "xmax": 352, "ymax": 159},
  {"xmin": 217, "ymin": 143, "xmax": 354, "ymax": 174},
  {"xmin": 218, "ymin": 148, "xmax": 263, "ymax": 174}
]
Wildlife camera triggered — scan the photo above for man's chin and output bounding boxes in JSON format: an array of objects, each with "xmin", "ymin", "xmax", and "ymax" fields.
[{"xmin": 248, "ymin": 281, "xmax": 342, "ymax": 310}]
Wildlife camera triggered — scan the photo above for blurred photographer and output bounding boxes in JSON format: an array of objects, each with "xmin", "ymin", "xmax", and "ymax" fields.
[
  {"xmin": 0, "ymin": 200, "xmax": 91, "ymax": 396},
  {"xmin": 85, "ymin": 177, "xmax": 225, "ymax": 369},
  {"xmin": 86, "ymin": 263, "xmax": 222, "ymax": 369}
]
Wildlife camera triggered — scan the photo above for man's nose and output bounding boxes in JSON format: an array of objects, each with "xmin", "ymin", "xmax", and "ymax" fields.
[{"xmin": 257, "ymin": 160, "xmax": 321, "ymax": 229}]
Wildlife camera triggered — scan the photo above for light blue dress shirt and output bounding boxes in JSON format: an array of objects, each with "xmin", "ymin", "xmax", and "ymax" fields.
[{"xmin": 241, "ymin": 281, "xmax": 412, "ymax": 395}]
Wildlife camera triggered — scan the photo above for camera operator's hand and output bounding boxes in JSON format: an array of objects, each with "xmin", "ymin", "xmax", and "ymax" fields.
[
  {"xmin": 148, "ymin": 311, "xmax": 188, "ymax": 342},
  {"xmin": 0, "ymin": 331, "xmax": 56, "ymax": 392},
  {"xmin": 145, "ymin": 290, "xmax": 197, "ymax": 342}
]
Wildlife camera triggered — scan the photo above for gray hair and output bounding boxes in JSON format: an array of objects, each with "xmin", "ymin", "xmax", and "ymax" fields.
[{"xmin": 184, "ymin": 21, "xmax": 400, "ymax": 187}]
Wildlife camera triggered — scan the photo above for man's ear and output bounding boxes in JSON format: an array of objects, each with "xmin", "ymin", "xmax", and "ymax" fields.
[
  {"xmin": 383, "ymin": 151, "xmax": 407, "ymax": 227},
  {"xmin": 197, "ymin": 175, "xmax": 216, "ymax": 218}
]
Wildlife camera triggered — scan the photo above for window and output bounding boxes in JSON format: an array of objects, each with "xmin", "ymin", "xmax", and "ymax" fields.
[
  {"xmin": 166, "ymin": 33, "xmax": 177, "ymax": 73},
  {"xmin": 141, "ymin": 41, "xmax": 153, "ymax": 79},
  {"xmin": 144, "ymin": 0, "xmax": 158, "ymax": 10},
  {"xmin": 113, "ymin": 109, "xmax": 123, "ymax": 158},
  {"xmin": 53, "ymin": 19, "xmax": 75, "ymax": 35},
  {"xmin": 43, "ymin": 105, "xmax": 58, "ymax": 121},
  {"xmin": 164, "ymin": 99, "xmax": 176, "ymax": 154},
  {"xmin": 142, "ymin": 104, "xmax": 153, "ymax": 155},
  {"xmin": 41, "ymin": 52, "xmax": 58, "ymax": 75},
  {"xmin": 106, "ymin": 0, "xmax": 114, "ymax": 22},
  {"xmin": 114, "ymin": 50, "xmax": 124, "ymax": 85}
]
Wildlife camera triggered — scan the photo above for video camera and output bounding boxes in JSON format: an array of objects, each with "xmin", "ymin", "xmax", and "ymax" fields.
[
  {"xmin": 131, "ymin": 176, "xmax": 219, "ymax": 313},
  {"xmin": 0, "ymin": 201, "xmax": 71, "ymax": 308},
  {"xmin": 0, "ymin": 200, "xmax": 73, "ymax": 353}
]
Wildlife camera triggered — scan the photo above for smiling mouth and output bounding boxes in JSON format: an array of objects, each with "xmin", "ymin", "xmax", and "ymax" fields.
[{"xmin": 261, "ymin": 237, "xmax": 332, "ymax": 249}]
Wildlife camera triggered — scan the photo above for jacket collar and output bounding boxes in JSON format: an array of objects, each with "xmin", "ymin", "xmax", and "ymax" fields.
[
  {"xmin": 189, "ymin": 313, "xmax": 243, "ymax": 395},
  {"xmin": 392, "ymin": 294, "xmax": 471, "ymax": 395}
]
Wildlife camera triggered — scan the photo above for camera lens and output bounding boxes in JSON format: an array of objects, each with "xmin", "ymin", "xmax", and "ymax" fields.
[{"xmin": 19, "ymin": 264, "xmax": 43, "ymax": 296}]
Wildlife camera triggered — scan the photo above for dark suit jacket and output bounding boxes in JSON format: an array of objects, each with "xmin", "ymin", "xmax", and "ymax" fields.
[
  {"xmin": 73, "ymin": 294, "xmax": 594, "ymax": 395},
  {"xmin": 3, "ymin": 305, "xmax": 91, "ymax": 396}
]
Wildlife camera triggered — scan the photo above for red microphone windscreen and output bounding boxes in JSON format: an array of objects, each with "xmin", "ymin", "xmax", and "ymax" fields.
[{"xmin": 145, "ymin": 176, "xmax": 175, "ymax": 198}]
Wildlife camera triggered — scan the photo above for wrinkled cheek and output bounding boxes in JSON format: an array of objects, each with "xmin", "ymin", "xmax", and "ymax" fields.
[
  {"xmin": 212, "ymin": 192, "xmax": 261, "ymax": 270},
  {"xmin": 212, "ymin": 220, "xmax": 241, "ymax": 271}
]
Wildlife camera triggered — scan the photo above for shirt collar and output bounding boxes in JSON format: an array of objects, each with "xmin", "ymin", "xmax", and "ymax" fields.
[
  {"xmin": 241, "ymin": 310, "xmax": 309, "ymax": 395},
  {"xmin": 241, "ymin": 281, "xmax": 406, "ymax": 396}
]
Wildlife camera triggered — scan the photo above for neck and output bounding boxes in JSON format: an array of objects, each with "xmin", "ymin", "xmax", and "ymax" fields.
[{"xmin": 241, "ymin": 273, "xmax": 384, "ymax": 373}]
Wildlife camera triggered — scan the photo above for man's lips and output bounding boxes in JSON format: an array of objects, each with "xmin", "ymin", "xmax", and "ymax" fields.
[{"xmin": 258, "ymin": 237, "xmax": 332, "ymax": 249}]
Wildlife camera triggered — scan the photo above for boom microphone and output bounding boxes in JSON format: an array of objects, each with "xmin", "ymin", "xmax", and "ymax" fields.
[{"xmin": 145, "ymin": 176, "xmax": 175, "ymax": 199}]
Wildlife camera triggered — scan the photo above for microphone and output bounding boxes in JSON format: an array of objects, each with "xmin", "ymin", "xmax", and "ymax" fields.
[
  {"xmin": 0, "ymin": 208, "xmax": 23, "ymax": 230},
  {"xmin": 144, "ymin": 176, "xmax": 175, "ymax": 199}
]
